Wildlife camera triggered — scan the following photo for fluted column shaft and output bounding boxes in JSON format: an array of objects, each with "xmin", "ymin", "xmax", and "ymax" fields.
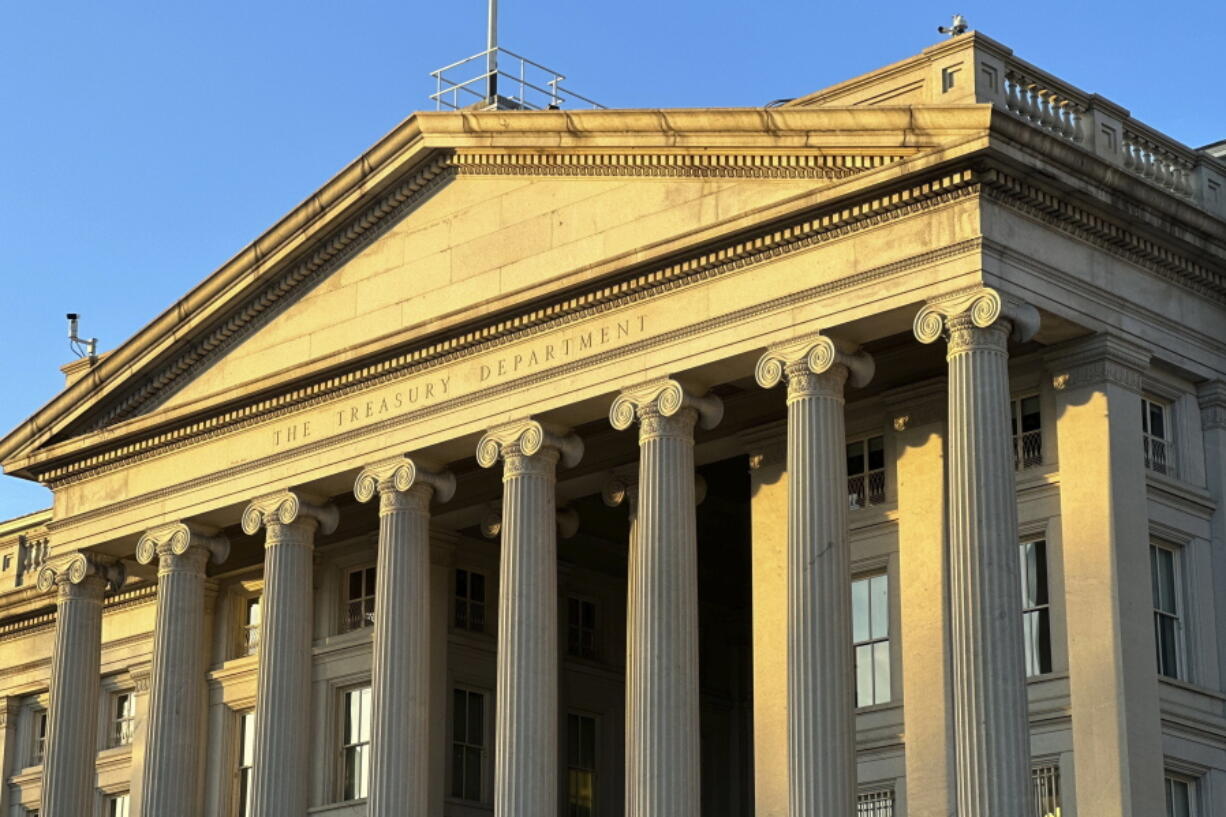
[
  {"xmin": 477, "ymin": 420, "xmax": 581, "ymax": 817},
  {"xmin": 361, "ymin": 472, "xmax": 438, "ymax": 817},
  {"xmin": 495, "ymin": 444, "xmax": 559, "ymax": 815},
  {"xmin": 252, "ymin": 519, "xmax": 316, "ymax": 817},
  {"xmin": 41, "ymin": 571, "xmax": 107, "ymax": 817},
  {"xmin": 628, "ymin": 405, "xmax": 702, "ymax": 817},
  {"xmin": 945, "ymin": 314, "xmax": 1032, "ymax": 815},
  {"xmin": 786, "ymin": 363, "xmax": 856, "ymax": 814},
  {"xmin": 139, "ymin": 534, "xmax": 221, "ymax": 817}
]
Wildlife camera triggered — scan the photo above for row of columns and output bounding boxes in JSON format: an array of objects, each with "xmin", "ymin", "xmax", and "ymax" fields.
[{"xmin": 34, "ymin": 286, "xmax": 1042, "ymax": 817}]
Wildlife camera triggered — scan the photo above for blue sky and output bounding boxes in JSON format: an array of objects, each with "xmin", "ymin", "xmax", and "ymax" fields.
[{"xmin": 1, "ymin": 0, "xmax": 1222, "ymax": 520}]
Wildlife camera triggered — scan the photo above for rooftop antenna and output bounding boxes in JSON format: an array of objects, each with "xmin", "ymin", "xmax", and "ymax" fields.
[
  {"xmin": 66, "ymin": 313, "xmax": 97, "ymax": 359},
  {"xmin": 938, "ymin": 14, "xmax": 969, "ymax": 37}
]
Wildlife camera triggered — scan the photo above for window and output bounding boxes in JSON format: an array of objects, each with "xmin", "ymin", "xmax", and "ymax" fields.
[
  {"xmin": 567, "ymin": 713, "xmax": 598, "ymax": 817},
  {"xmin": 242, "ymin": 595, "xmax": 262, "ymax": 656},
  {"xmin": 237, "ymin": 711, "xmax": 255, "ymax": 817},
  {"xmin": 28, "ymin": 704, "xmax": 46, "ymax": 765},
  {"xmin": 568, "ymin": 598, "xmax": 597, "ymax": 660},
  {"xmin": 857, "ymin": 788, "xmax": 894, "ymax": 816},
  {"xmin": 111, "ymin": 691, "xmax": 136, "ymax": 747},
  {"xmin": 1032, "ymin": 761, "xmax": 1061, "ymax": 817},
  {"xmin": 1143, "ymin": 397, "xmax": 1174, "ymax": 475},
  {"xmin": 1011, "ymin": 395, "xmax": 1043, "ymax": 469},
  {"xmin": 1165, "ymin": 773, "xmax": 1198, "ymax": 817},
  {"xmin": 105, "ymin": 794, "xmax": 130, "ymax": 817},
  {"xmin": 340, "ymin": 686, "xmax": 372, "ymax": 801},
  {"xmin": 1020, "ymin": 540, "xmax": 1053, "ymax": 677},
  {"xmin": 847, "ymin": 436, "xmax": 886, "ymax": 509},
  {"xmin": 852, "ymin": 573, "xmax": 890, "ymax": 707},
  {"xmin": 344, "ymin": 566, "xmax": 376, "ymax": 632},
  {"xmin": 455, "ymin": 569, "xmax": 486, "ymax": 633},
  {"xmin": 1152, "ymin": 544, "xmax": 1184, "ymax": 679},
  {"xmin": 451, "ymin": 688, "xmax": 486, "ymax": 802}
]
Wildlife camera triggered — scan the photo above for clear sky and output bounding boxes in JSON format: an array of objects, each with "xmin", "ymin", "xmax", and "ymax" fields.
[{"xmin": 1, "ymin": 0, "xmax": 1222, "ymax": 520}]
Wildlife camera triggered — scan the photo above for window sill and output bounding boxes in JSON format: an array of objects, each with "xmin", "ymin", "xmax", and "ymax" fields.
[
  {"xmin": 1158, "ymin": 674, "xmax": 1226, "ymax": 702},
  {"xmin": 1145, "ymin": 470, "xmax": 1215, "ymax": 514},
  {"xmin": 308, "ymin": 799, "xmax": 367, "ymax": 815}
]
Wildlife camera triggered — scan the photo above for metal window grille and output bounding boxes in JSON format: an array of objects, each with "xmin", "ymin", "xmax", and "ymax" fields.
[
  {"xmin": 455, "ymin": 569, "xmax": 487, "ymax": 633},
  {"xmin": 1011, "ymin": 395, "xmax": 1043, "ymax": 469},
  {"xmin": 567, "ymin": 713, "xmax": 598, "ymax": 817},
  {"xmin": 111, "ymin": 692, "xmax": 135, "ymax": 747},
  {"xmin": 341, "ymin": 687, "xmax": 372, "ymax": 800},
  {"xmin": 852, "ymin": 574, "xmax": 891, "ymax": 707},
  {"xmin": 847, "ymin": 436, "xmax": 886, "ymax": 510},
  {"xmin": 344, "ymin": 566, "xmax": 376, "ymax": 632},
  {"xmin": 452, "ymin": 688, "xmax": 486, "ymax": 802},
  {"xmin": 1032, "ymin": 761, "xmax": 1061, "ymax": 816},
  {"xmin": 237, "ymin": 711, "xmax": 255, "ymax": 817},
  {"xmin": 1020, "ymin": 540, "xmax": 1053, "ymax": 677},
  {"xmin": 242, "ymin": 596, "xmax": 262, "ymax": 657},
  {"xmin": 1142, "ymin": 398, "xmax": 1175, "ymax": 476},
  {"xmin": 568, "ymin": 598, "xmax": 597, "ymax": 659},
  {"xmin": 857, "ymin": 787, "xmax": 894, "ymax": 816},
  {"xmin": 1151, "ymin": 545, "xmax": 1184, "ymax": 679}
]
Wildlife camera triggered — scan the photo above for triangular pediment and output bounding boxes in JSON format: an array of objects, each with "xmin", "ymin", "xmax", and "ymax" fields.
[{"xmin": 0, "ymin": 105, "xmax": 991, "ymax": 479}]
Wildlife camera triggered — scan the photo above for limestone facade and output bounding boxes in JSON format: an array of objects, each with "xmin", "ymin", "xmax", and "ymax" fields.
[{"xmin": 0, "ymin": 31, "xmax": 1224, "ymax": 817}]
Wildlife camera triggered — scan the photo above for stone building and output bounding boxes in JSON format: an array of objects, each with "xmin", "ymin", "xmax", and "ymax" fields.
[{"xmin": 1, "ymin": 30, "xmax": 1224, "ymax": 817}]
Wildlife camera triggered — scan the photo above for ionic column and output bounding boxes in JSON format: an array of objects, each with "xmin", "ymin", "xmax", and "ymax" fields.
[
  {"xmin": 914, "ymin": 287, "xmax": 1039, "ymax": 815},
  {"xmin": 241, "ymin": 491, "xmax": 339, "ymax": 817},
  {"xmin": 354, "ymin": 457, "xmax": 455, "ymax": 817},
  {"xmin": 134, "ymin": 522, "xmax": 228, "ymax": 817},
  {"xmin": 37, "ymin": 553, "xmax": 124, "ymax": 817},
  {"xmin": 756, "ymin": 334, "xmax": 873, "ymax": 817},
  {"xmin": 476, "ymin": 419, "xmax": 583, "ymax": 817},
  {"xmin": 609, "ymin": 378, "xmax": 722, "ymax": 817}
]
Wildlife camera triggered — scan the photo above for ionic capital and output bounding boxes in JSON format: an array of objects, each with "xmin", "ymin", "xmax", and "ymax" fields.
[
  {"xmin": 913, "ymin": 287, "xmax": 1040, "ymax": 347},
  {"xmin": 241, "ymin": 490, "xmax": 339, "ymax": 536},
  {"xmin": 1197, "ymin": 381, "xmax": 1226, "ymax": 431},
  {"xmin": 1045, "ymin": 334, "xmax": 1151, "ymax": 394},
  {"xmin": 481, "ymin": 503, "xmax": 580, "ymax": 539},
  {"xmin": 135, "ymin": 521, "xmax": 230, "ymax": 569},
  {"xmin": 477, "ymin": 418, "xmax": 584, "ymax": 470},
  {"xmin": 609, "ymin": 378, "xmax": 723, "ymax": 432},
  {"xmin": 755, "ymin": 333, "xmax": 874, "ymax": 397},
  {"xmin": 353, "ymin": 456, "xmax": 456, "ymax": 507},
  {"xmin": 36, "ymin": 552, "xmax": 125, "ymax": 596}
]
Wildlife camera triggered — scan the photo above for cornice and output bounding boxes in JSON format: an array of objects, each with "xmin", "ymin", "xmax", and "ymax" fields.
[
  {"xmin": 38, "ymin": 168, "xmax": 983, "ymax": 487},
  {"xmin": 979, "ymin": 167, "xmax": 1226, "ymax": 302}
]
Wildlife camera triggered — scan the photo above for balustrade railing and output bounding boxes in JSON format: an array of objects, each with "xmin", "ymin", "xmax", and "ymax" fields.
[
  {"xmin": 848, "ymin": 469, "xmax": 886, "ymax": 510},
  {"xmin": 1014, "ymin": 429, "xmax": 1043, "ymax": 470},
  {"xmin": 1144, "ymin": 435, "xmax": 1175, "ymax": 477},
  {"xmin": 1004, "ymin": 70, "xmax": 1088, "ymax": 144},
  {"xmin": 1031, "ymin": 761, "xmax": 1061, "ymax": 817},
  {"xmin": 857, "ymin": 788, "xmax": 894, "ymax": 816}
]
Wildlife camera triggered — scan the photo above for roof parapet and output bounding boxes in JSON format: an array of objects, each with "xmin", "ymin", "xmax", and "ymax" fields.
[{"xmin": 787, "ymin": 31, "xmax": 1226, "ymax": 219}]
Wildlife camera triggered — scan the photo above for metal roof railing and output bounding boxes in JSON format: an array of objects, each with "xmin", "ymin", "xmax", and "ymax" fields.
[{"xmin": 430, "ymin": 47, "xmax": 604, "ymax": 112}]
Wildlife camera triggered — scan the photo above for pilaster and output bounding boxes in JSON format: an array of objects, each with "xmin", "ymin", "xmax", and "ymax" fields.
[
  {"xmin": 0, "ymin": 697, "xmax": 19, "ymax": 815},
  {"xmin": 477, "ymin": 419, "xmax": 582, "ymax": 817},
  {"xmin": 354, "ymin": 456, "xmax": 455, "ymax": 817},
  {"xmin": 756, "ymin": 334, "xmax": 872, "ymax": 817},
  {"xmin": 883, "ymin": 379, "xmax": 955, "ymax": 817},
  {"xmin": 1200, "ymin": 381, "xmax": 1226, "ymax": 691},
  {"xmin": 37, "ymin": 552, "xmax": 124, "ymax": 817},
  {"xmin": 610, "ymin": 378, "xmax": 721, "ymax": 817},
  {"xmin": 241, "ymin": 491, "xmax": 338, "ymax": 817},
  {"xmin": 915, "ymin": 287, "xmax": 1036, "ymax": 816},
  {"xmin": 1046, "ymin": 333, "xmax": 1163, "ymax": 817}
]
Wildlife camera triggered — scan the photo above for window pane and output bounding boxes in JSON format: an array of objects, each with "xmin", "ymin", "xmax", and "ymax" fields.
[
  {"xmin": 852, "ymin": 579, "xmax": 870, "ymax": 643},
  {"xmin": 867, "ymin": 436, "xmax": 885, "ymax": 470},
  {"xmin": 1149, "ymin": 402, "xmax": 1166, "ymax": 439},
  {"xmin": 464, "ymin": 746, "xmax": 483, "ymax": 801},
  {"xmin": 1020, "ymin": 396, "xmax": 1041, "ymax": 431},
  {"xmin": 1155, "ymin": 548, "xmax": 1176, "ymax": 614},
  {"xmin": 451, "ymin": 745, "xmax": 465, "ymax": 799},
  {"xmin": 1168, "ymin": 778, "xmax": 1191, "ymax": 817},
  {"xmin": 869, "ymin": 575, "xmax": 888, "ymax": 640},
  {"xmin": 582, "ymin": 717, "xmax": 596, "ymax": 767},
  {"xmin": 583, "ymin": 601, "xmax": 596, "ymax": 629},
  {"xmin": 567, "ymin": 714, "xmax": 579, "ymax": 765},
  {"xmin": 846, "ymin": 441, "xmax": 865, "ymax": 477},
  {"xmin": 471, "ymin": 572, "xmax": 486, "ymax": 603},
  {"xmin": 348, "ymin": 570, "xmax": 362, "ymax": 601},
  {"xmin": 856, "ymin": 643, "xmax": 874, "ymax": 706},
  {"xmin": 453, "ymin": 689, "xmax": 466, "ymax": 743},
  {"xmin": 365, "ymin": 566, "xmax": 376, "ymax": 594},
  {"xmin": 471, "ymin": 601, "xmax": 485, "ymax": 632},
  {"xmin": 873, "ymin": 641, "xmax": 891, "ymax": 704},
  {"xmin": 1156, "ymin": 615, "xmax": 1179, "ymax": 678},
  {"xmin": 468, "ymin": 693, "xmax": 484, "ymax": 746}
]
